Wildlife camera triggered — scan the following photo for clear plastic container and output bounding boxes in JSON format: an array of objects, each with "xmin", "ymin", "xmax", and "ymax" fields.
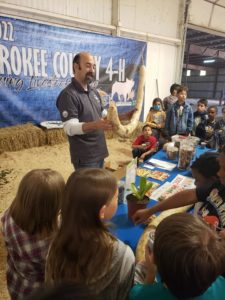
[
  {"xmin": 118, "ymin": 180, "xmax": 125, "ymax": 203},
  {"xmin": 177, "ymin": 142, "xmax": 195, "ymax": 170},
  {"xmin": 163, "ymin": 142, "xmax": 174, "ymax": 152},
  {"xmin": 166, "ymin": 146, "xmax": 179, "ymax": 160},
  {"xmin": 171, "ymin": 135, "xmax": 187, "ymax": 148},
  {"xmin": 186, "ymin": 136, "xmax": 200, "ymax": 147}
]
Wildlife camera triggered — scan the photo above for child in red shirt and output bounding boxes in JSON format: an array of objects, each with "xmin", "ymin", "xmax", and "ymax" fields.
[{"xmin": 132, "ymin": 124, "xmax": 157, "ymax": 161}]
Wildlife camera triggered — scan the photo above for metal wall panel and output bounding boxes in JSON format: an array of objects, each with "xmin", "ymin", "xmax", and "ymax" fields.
[
  {"xmin": 189, "ymin": 0, "xmax": 225, "ymax": 34},
  {"xmin": 120, "ymin": 0, "xmax": 181, "ymax": 38},
  {"xmin": 1, "ymin": 0, "xmax": 112, "ymax": 24}
]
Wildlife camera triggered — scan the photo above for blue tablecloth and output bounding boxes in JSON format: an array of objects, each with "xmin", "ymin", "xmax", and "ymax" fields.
[{"xmin": 111, "ymin": 146, "xmax": 213, "ymax": 252}]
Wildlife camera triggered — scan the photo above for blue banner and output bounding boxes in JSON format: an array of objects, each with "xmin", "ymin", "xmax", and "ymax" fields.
[{"xmin": 0, "ymin": 16, "xmax": 147, "ymax": 127}]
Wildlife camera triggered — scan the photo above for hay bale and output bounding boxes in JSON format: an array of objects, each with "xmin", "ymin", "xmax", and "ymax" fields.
[
  {"xmin": 44, "ymin": 128, "xmax": 67, "ymax": 145},
  {"xmin": 0, "ymin": 124, "xmax": 46, "ymax": 152},
  {"xmin": 0, "ymin": 120, "xmax": 143, "ymax": 153}
]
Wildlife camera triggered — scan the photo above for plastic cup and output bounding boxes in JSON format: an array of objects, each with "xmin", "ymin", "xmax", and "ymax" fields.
[{"xmin": 201, "ymin": 142, "xmax": 206, "ymax": 149}]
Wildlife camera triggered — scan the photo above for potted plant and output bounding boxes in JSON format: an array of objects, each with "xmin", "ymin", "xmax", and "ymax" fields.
[{"xmin": 126, "ymin": 176, "xmax": 153, "ymax": 220}]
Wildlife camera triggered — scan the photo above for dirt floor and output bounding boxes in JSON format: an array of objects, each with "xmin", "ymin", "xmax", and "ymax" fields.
[{"xmin": 0, "ymin": 136, "xmax": 133, "ymax": 300}]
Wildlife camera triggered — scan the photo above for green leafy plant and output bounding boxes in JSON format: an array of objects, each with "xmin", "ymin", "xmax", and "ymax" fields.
[{"xmin": 130, "ymin": 176, "xmax": 153, "ymax": 201}]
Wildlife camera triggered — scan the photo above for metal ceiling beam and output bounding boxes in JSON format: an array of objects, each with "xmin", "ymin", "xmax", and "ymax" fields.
[
  {"xmin": 184, "ymin": 55, "xmax": 225, "ymax": 62},
  {"xmin": 184, "ymin": 54, "xmax": 225, "ymax": 62},
  {"xmin": 186, "ymin": 30, "xmax": 207, "ymax": 37},
  {"xmin": 204, "ymin": 0, "xmax": 225, "ymax": 9},
  {"xmin": 188, "ymin": 24, "xmax": 225, "ymax": 39},
  {"xmin": 187, "ymin": 44, "xmax": 225, "ymax": 59},
  {"xmin": 195, "ymin": 37, "xmax": 225, "ymax": 46},
  {"xmin": 183, "ymin": 63, "xmax": 214, "ymax": 71},
  {"xmin": 186, "ymin": 33, "xmax": 210, "ymax": 42},
  {"xmin": 185, "ymin": 59, "xmax": 225, "ymax": 67},
  {"xmin": 212, "ymin": 43, "xmax": 225, "ymax": 49}
]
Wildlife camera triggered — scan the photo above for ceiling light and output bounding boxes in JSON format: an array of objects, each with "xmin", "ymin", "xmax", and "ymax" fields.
[{"xmin": 203, "ymin": 59, "xmax": 215, "ymax": 63}]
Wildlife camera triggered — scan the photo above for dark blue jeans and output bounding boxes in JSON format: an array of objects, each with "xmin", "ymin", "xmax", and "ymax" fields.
[
  {"xmin": 73, "ymin": 159, "xmax": 104, "ymax": 170},
  {"xmin": 132, "ymin": 149, "xmax": 153, "ymax": 161}
]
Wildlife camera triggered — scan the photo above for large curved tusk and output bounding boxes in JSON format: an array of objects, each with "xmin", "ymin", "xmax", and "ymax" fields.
[
  {"xmin": 107, "ymin": 64, "xmax": 146, "ymax": 138},
  {"xmin": 135, "ymin": 205, "xmax": 192, "ymax": 262}
]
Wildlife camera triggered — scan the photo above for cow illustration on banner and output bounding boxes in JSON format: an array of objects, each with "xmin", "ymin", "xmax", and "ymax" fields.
[{"xmin": 0, "ymin": 16, "xmax": 147, "ymax": 127}]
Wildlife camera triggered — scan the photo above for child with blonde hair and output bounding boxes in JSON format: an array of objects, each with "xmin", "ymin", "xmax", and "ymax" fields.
[
  {"xmin": 1, "ymin": 169, "xmax": 65, "ymax": 300},
  {"xmin": 46, "ymin": 168, "xmax": 135, "ymax": 300}
]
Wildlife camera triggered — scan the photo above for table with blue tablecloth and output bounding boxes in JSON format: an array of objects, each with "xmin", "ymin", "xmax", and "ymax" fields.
[{"xmin": 111, "ymin": 146, "xmax": 214, "ymax": 252}]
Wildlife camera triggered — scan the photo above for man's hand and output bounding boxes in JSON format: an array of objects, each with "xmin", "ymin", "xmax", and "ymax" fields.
[
  {"xmin": 132, "ymin": 208, "xmax": 152, "ymax": 224},
  {"xmin": 82, "ymin": 119, "xmax": 113, "ymax": 133},
  {"xmin": 95, "ymin": 119, "xmax": 114, "ymax": 130}
]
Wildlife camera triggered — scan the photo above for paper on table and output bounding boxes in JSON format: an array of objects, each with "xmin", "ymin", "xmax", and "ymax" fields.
[
  {"xmin": 147, "ymin": 158, "xmax": 177, "ymax": 171},
  {"xmin": 150, "ymin": 174, "xmax": 195, "ymax": 201},
  {"xmin": 150, "ymin": 182, "xmax": 171, "ymax": 201},
  {"xmin": 142, "ymin": 163, "xmax": 155, "ymax": 170},
  {"xmin": 170, "ymin": 174, "xmax": 195, "ymax": 189},
  {"xmin": 137, "ymin": 168, "xmax": 170, "ymax": 181},
  {"xmin": 145, "ymin": 181, "xmax": 160, "ymax": 197}
]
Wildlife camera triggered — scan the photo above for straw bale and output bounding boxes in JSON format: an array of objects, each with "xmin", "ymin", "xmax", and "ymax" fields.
[
  {"xmin": 44, "ymin": 128, "xmax": 67, "ymax": 145},
  {"xmin": 0, "ymin": 124, "xmax": 46, "ymax": 152},
  {"xmin": 0, "ymin": 119, "xmax": 141, "ymax": 153}
]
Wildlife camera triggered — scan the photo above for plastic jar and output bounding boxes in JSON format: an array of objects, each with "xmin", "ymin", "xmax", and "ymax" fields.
[
  {"xmin": 166, "ymin": 146, "xmax": 179, "ymax": 160},
  {"xmin": 177, "ymin": 143, "xmax": 194, "ymax": 170}
]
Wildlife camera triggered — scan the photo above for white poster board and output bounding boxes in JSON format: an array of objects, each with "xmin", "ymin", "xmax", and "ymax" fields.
[{"xmin": 124, "ymin": 158, "xmax": 137, "ymax": 203}]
